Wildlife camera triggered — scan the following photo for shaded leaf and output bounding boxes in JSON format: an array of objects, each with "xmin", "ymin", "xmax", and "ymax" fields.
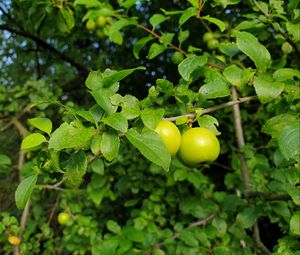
[
  {"xmin": 126, "ymin": 128, "xmax": 171, "ymax": 171},
  {"xmin": 15, "ymin": 175, "xmax": 38, "ymax": 209}
]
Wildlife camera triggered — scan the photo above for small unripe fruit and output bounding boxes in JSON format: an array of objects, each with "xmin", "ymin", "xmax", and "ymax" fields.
[
  {"xmin": 57, "ymin": 212, "xmax": 70, "ymax": 225},
  {"xmin": 8, "ymin": 236, "xmax": 21, "ymax": 245},
  {"xmin": 203, "ymin": 32, "xmax": 214, "ymax": 42},
  {"xmin": 155, "ymin": 120, "xmax": 181, "ymax": 156},
  {"xmin": 281, "ymin": 42, "xmax": 293, "ymax": 54},
  {"xmin": 207, "ymin": 39, "xmax": 219, "ymax": 49},
  {"xmin": 86, "ymin": 19, "xmax": 96, "ymax": 30},
  {"xmin": 97, "ymin": 16, "xmax": 107, "ymax": 27},
  {"xmin": 171, "ymin": 52, "xmax": 184, "ymax": 64}
]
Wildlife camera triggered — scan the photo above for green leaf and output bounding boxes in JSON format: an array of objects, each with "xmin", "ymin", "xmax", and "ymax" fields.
[
  {"xmin": 235, "ymin": 20, "xmax": 262, "ymax": 31},
  {"xmin": 15, "ymin": 175, "xmax": 38, "ymax": 209},
  {"xmin": 273, "ymin": 68, "xmax": 300, "ymax": 81},
  {"xmin": 121, "ymin": 95, "xmax": 140, "ymax": 119},
  {"xmin": 109, "ymin": 18, "xmax": 138, "ymax": 45},
  {"xmin": 21, "ymin": 133, "xmax": 47, "ymax": 150},
  {"xmin": 74, "ymin": 0, "xmax": 101, "ymax": 7},
  {"xmin": 141, "ymin": 108, "xmax": 165, "ymax": 129},
  {"xmin": 86, "ymin": 67, "xmax": 145, "ymax": 90},
  {"xmin": 133, "ymin": 36, "xmax": 154, "ymax": 59},
  {"xmin": 178, "ymin": 29, "xmax": 190, "ymax": 45},
  {"xmin": 149, "ymin": 14, "xmax": 169, "ymax": 28},
  {"xmin": 236, "ymin": 207, "xmax": 258, "ymax": 228},
  {"xmin": 178, "ymin": 55, "xmax": 208, "ymax": 81},
  {"xmin": 0, "ymin": 154, "xmax": 11, "ymax": 165},
  {"xmin": 147, "ymin": 43, "xmax": 166, "ymax": 59},
  {"xmin": 87, "ymin": 174, "xmax": 108, "ymax": 205},
  {"xmin": 179, "ymin": 230, "xmax": 199, "ymax": 247},
  {"xmin": 28, "ymin": 117, "xmax": 52, "ymax": 135},
  {"xmin": 279, "ymin": 121, "xmax": 300, "ymax": 161},
  {"xmin": 156, "ymin": 79, "xmax": 174, "ymax": 95},
  {"xmin": 102, "ymin": 112, "xmax": 128, "ymax": 133},
  {"xmin": 90, "ymin": 134, "xmax": 102, "ymax": 155},
  {"xmin": 199, "ymin": 80, "xmax": 230, "ymax": 99},
  {"xmin": 59, "ymin": 8, "xmax": 75, "ymax": 32},
  {"xmin": 212, "ymin": 217, "xmax": 227, "ymax": 237},
  {"xmin": 287, "ymin": 187, "xmax": 300, "ymax": 205},
  {"xmin": 101, "ymin": 131, "xmax": 120, "ymax": 161},
  {"xmin": 92, "ymin": 240, "xmax": 119, "ymax": 255},
  {"xmin": 198, "ymin": 115, "xmax": 221, "ymax": 135},
  {"xmin": 179, "ymin": 7, "xmax": 197, "ymax": 26},
  {"xmin": 122, "ymin": 226, "xmax": 145, "ymax": 243},
  {"xmin": 290, "ymin": 212, "xmax": 300, "ymax": 235},
  {"xmin": 286, "ymin": 22, "xmax": 300, "ymax": 42},
  {"xmin": 218, "ymin": 42, "xmax": 239, "ymax": 57},
  {"xmin": 173, "ymin": 169, "xmax": 188, "ymax": 181},
  {"xmin": 253, "ymin": 74, "xmax": 284, "ymax": 104},
  {"xmin": 107, "ymin": 220, "xmax": 121, "ymax": 235},
  {"xmin": 223, "ymin": 65, "xmax": 254, "ymax": 88},
  {"xmin": 236, "ymin": 31, "xmax": 271, "ymax": 71},
  {"xmin": 48, "ymin": 121, "xmax": 95, "ymax": 151},
  {"xmin": 160, "ymin": 33, "xmax": 175, "ymax": 47},
  {"xmin": 126, "ymin": 128, "xmax": 171, "ymax": 171},
  {"xmin": 202, "ymin": 15, "xmax": 226, "ymax": 32},
  {"xmin": 90, "ymin": 88, "xmax": 118, "ymax": 114},
  {"xmin": 90, "ymin": 159, "xmax": 105, "ymax": 175},
  {"xmin": 65, "ymin": 151, "xmax": 87, "ymax": 186},
  {"xmin": 262, "ymin": 114, "xmax": 297, "ymax": 140}
]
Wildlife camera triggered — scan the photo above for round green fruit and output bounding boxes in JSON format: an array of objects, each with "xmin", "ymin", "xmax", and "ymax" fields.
[
  {"xmin": 203, "ymin": 32, "xmax": 215, "ymax": 42},
  {"xmin": 86, "ymin": 19, "xmax": 96, "ymax": 30},
  {"xmin": 155, "ymin": 120, "xmax": 181, "ymax": 156},
  {"xmin": 57, "ymin": 212, "xmax": 70, "ymax": 225},
  {"xmin": 207, "ymin": 39, "xmax": 219, "ymax": 49},
  {"xmin": 171, "ymin": 52, "xmax": 184, "ymax": 64},
  {"xmin": 282, "ymin": 42, "xmax": 293, "ymax": 54},
  {"xmin": 179, "ymin": 127, "xmax": 220, "ymax": 164},
  {"xmin": 97, "ymin": 16, "xmax": 107, "ymax": 27}
]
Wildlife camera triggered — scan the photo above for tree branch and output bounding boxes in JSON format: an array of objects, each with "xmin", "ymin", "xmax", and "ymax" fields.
[
  {"xmin": 231, "ymin": 87, "xmax": 271, "ymax": 255},
  {"xmin": 0, "ymin": 24, "xmax": 88, "ymax": 74},
  {"xmin": 245, "ymin": 192, "xmax": 291, "ymax": 201},
  {"xmin": 163, "ymin": 96, "xmax": 256, "ymax": 122}
]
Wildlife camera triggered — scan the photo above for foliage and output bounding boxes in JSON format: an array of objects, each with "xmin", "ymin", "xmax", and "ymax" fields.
[{"xmin": 0, "ymin": 0, "xmax": 299, "ymax": 254}]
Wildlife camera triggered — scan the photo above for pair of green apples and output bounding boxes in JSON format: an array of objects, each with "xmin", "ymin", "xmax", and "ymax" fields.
[{"xmin": 155, "ymin": 120, "xmax": 220, "ymax": 165}]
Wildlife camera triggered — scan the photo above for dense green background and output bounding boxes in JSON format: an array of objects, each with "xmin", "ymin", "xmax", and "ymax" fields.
[{"xmin": 0, "ymin": 0, "xmax": 299, "ymax": 254}]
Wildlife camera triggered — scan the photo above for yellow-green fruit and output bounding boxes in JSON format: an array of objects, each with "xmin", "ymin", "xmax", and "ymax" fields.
[
  {"xmin": 282, "ymin": 42, "xmax": 293, "ymax": 54},
  {"xmin": 8, "ymin": 236, "xmax": 21, "ymax": 245},
  {"xmin": 155, "ymin": 120, "xmax": 181, "ymax": 156},
  {"xmin": 96, "ymin": 29, "xmax": 105, "ymax": 38},
  {"xmin": 57, "ymin": 212, "xmax": 70, "ymax": 225},
  {"xmin": 86, "ymin": 19, "xmax": 96, "ymax": 30},
  {"xmin": 207, "ymin": 39, "xmax": 219, "ymax": 49},
  {"xmin": 179, "ymin": 127, "xmax": 220, "ymax": 164},
  {"xmin": 97, "ymin": 16, "xmax": 107, "ymax": 27},
  {"xmin": 203, "ymin": 32, "xmax": 214, "ymax": 42}
]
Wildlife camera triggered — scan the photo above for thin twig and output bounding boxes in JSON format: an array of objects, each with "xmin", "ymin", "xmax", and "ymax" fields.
[
  {"xmin": 231, "ymin": 87, "xmax": 251, "ymax": 192},
  {"xmin": 43, "ymin": 177, "xmax": 67, "ymax": 190},
  {"xmin": 196, "ymin": 0, "xmax": 203, "ymax": 18},
  {"xmin": 137, "ymin": 24, "xmax": 186, "ymax": 55},
  {"xmin": 0, "ymin": 24, "xmax": 88, "ymax": 74},
  {"xmin": 0, "ymin": 105, "xmax": 32, "ymax": 133},
  {"xmin": 245, "ymin": 192, "xmax": 291, "ymax": 201},
  {"xmin": 231, "ymin": 87, "xmax": 271, "ymax": 255},
  {"xmin": 163, "ymin": 96, "xmax": 256, "ymax": 122}
]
